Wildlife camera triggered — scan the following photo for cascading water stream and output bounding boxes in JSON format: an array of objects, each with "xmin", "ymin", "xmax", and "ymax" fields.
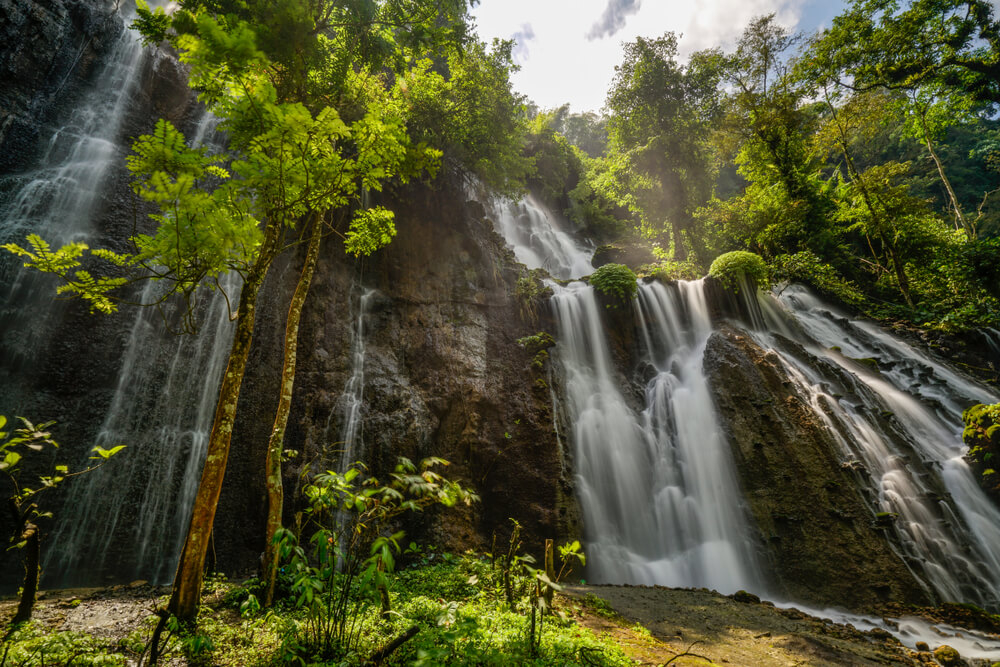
[
  {"xmin": 551, "ymin": 279, "xmax": 762, "ymax": 590},
  {"xmin": 489, "ymin": 197, "xmax": 760, "ymax": 590},
  {"xmin": 46, "ymin": 112, "xmax": 241, "ymax": 585},
  {"xmin": 0, "ymin": 11, "xmax": 147, "ymax": 399},
  {"xmin": 750, "ymin": 285, "xmax": 1000, "ymax": 608},
  {"xmin": 491, "ymin": 196, "xmax": 593, "ymax": 280},
  {"xmin": 327, "ymin": 286, "xmax": 375, "ymax": 470}
]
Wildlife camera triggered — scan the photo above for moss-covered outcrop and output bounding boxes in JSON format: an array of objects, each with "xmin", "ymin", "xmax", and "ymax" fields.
[
  {"xmin": 963, "ymin": 402, "xmax": 1000, "ymax": 504},
  {"xmin": 703, "ymin": 327, "xmax": 928, "ymax": 611}
]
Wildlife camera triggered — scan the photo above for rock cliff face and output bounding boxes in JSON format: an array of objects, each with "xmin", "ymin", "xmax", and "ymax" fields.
[
  {"xmin": 0, "ymin": 3, "xmax": 202, "ymax": 589},
  {"xmin": 703, "ymin": 327, "xmax": 929, "ymax": 610},
  {"xmin": 213, "ymin": 183, "xmax": 577, "ymax": 574},
  {"xmin": 0, "ymin": 0, "xmax": 122, "ymax": 171}
]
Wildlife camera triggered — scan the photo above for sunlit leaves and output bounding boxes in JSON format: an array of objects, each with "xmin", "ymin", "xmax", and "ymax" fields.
[
  {"xmin": 1, "ymin": 235, "xmax": 130, "ymax": 313},
  {"xmin": 344, "ymin": 207, "xmax": 396, "ymax": 257}
]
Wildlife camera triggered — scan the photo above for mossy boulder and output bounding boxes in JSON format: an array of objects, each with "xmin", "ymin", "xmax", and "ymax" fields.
[
  {"xmin": 588, "ymin": 263, "xmax": 637, "ymax": 304},
  {"xmin": 933, "ymin": 644, "xmax": 962, "ymax": 666},
  {"xmin": 708, "ymin": 251, "xmax": 769, "ymax": 292},
  {"xmin": 963, "ymin": 403, "xmax": 1000, "ymax": 505}
]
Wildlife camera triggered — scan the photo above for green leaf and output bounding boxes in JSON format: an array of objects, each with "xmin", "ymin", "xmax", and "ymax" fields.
[
  {"xmin": 2, "ymin": 451, "xmax": 22, "ymax": 470},
  {"xmin": 90, "ymin": 445, "xmax": 126, "ymax": 460}
]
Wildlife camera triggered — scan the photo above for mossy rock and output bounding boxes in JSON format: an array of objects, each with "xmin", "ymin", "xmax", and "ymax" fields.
[
  {"xmin": 933, "ymin": 644, "xmax": 962, "ymax": 666},
  {"xmin": 588, "ymin": 263, "xmax": 637, "ymax": 303},
  {"xmin": 708, "ymin": 251, "xmax": 768, "ymax": 292},
  {"xmin": 847, "ymin": 356, "xmax": 880, "ymax": 371}
]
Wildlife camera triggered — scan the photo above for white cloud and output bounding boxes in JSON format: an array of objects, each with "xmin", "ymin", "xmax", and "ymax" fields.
[
  {"xmin": 586, "ymin": 0, "xmax": 643, "ymax": 41},
  {"xmin": 472, "ymin": 0, "xmax": 811, "ymax": 113}
]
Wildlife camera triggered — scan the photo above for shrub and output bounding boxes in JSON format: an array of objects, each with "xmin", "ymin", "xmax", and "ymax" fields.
[
  {"xmin": 589, "ymin": 263, "xmax": 637, "ymax": 302},
  {"xmin": 770, "ymin": 251, "xmax": 864, "ymax": 306},
  {"xmin": 638, "ymin": 260, "xmax": 702, "ymax": 283},
  {"xmin": 708, "ymin": 251, "xmax": 768, "ymax": 291}
]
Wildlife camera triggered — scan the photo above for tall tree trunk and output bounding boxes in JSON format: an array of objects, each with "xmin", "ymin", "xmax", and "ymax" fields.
[
  {"xmin": 918, "ymin": 111, "xmax": 972, "ymax": 239},
  {"xmin": 885, "ymin": 241, "xmax": 915, "ymax": 308},
  {"xmin": 263, "ymin": 212, "xmax": 324, "ymax": 607},
  {"xmin": 166, "ymin": 220, "xmax": 282, "ymax": 622},
  {"xmin": 12, "ymin": 522, "xmax": 39, "ymax": 624},
  {"xmin": 824, "ymin": 89, "xmax": 913, "ymax": 307},
  {"xmin": 671, "ymin": 218, "xmax": 687, "ymax": 262}
]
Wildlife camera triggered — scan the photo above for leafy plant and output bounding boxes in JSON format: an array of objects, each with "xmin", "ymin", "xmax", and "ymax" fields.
[
  {"xmin": 709, "ymin": 250, "xmax": 769, "ymax": 292},
  {"xmin": 770, "ymin": 251, "xmax": 864, "ymax": 306},
  {"xmin": 2, "ymin": 417, "xmax": 124, "ymax": 627},
  {"xmin": 275, "ymin": 456, "xmax": 478, "ymax": 662},
  {"xmin": 589, "ymin": 263, "xmax": 638, "ymax": 302}
]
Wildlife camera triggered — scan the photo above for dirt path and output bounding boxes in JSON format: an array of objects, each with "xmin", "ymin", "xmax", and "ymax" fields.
[{"xmin": 561, "ymin": 584, "xmax": 926, "ymax": 666}]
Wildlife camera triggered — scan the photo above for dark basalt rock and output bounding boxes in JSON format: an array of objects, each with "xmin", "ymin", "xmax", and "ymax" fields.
[
  {"xmin": 703, "ymin": 326, "xmax": 929, "ymax": 612},
  {"xmin": 0, "ymin": 0, "xmax": 123, "ymax": 173},
  {"xmin": 213, "ymin": 180, "xmax": 580, "ymax": 577}
]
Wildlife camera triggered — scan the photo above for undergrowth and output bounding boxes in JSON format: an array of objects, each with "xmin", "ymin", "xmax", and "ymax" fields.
[{"xmin": 0, "ymin": 553, "xmax": 631, "ymax": 666}]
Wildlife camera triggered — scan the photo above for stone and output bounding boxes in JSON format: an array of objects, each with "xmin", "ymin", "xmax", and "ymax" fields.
[{"xmin": 932, "ymin": 645, "xmax": 962, "ymax": 667}]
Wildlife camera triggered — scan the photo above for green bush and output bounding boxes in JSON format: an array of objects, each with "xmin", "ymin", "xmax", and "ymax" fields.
[
  {"xmin": 638, "ymin": 260, "xmax": 702, "ymax": 283},
  {"xmin": 708, "ymin": 251, "xmax": 768, "ymax": 291},
  {"xmin": 770, "ymin": 251, "xmax": 864, "ymax": 306},
  {"xmin": 589, "ymin": 263, "xmax": 637, "ymax": 302}
]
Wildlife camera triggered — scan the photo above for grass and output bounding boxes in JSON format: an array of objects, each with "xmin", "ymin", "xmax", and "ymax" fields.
[{"xmin": 1, "ymin": 553, "xmax": 633, "ymax": 666}]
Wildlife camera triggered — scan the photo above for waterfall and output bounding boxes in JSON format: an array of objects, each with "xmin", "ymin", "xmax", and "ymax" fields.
[
  {"xmin": 490, "ymin": 196, "xmax": 593, "ymax": 280},
  {"xmin": 45, "ymin": 112, "xmax": 240, "ymax": 586},
  {"xmin": 0, "ymin": 16, "xmax": 145, "ymax": 402},
  {"xmin": 329, "ymin": 286, "xmax": 375, "ymax": 469},
  {"xmin": 551, "ymin": 280, "xmax": 762, "ymax": 590},
  {"xmin": 754, "ymin": 285, "xmax": 1000, "ymax": 608}
]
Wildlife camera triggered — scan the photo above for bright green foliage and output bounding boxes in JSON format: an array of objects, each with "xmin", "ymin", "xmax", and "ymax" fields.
[
  {"xmin": 605, "ymin": 33, "xmax": 723, "ymax": 261},
  {"xmin": 963, "ymin": 403, "xmax": 1000, "ymax": 499},
  {"xmin": 1, "ymin": 623, "xmax": 127, "ymax": 666},
  {"xmin": 590, "ymin": 263, "xmax": 638, "ymax": 302},
  {"xmin": 86, "ymin": 552, "xmax": 631, "ymax": 666},
  {"xmin": 770, "ymin": 252, "xmax": 864, "ymax": 306},
  {"xmin": 639, "ymin": 259, "xmax": 703, "ymax": 283},
  {"xmin": 402, "ymin": 39, "xmax": 530, "ymax": 194},
  {"xmin": 805, "ymin": 0, "xmax": 1000, "ymax": 108},
  {"xmin": 274, "ymin": 457, "xmax": 478, "ymax": 661},
  {"xmin": 1, "ymin": 236, "xmax": 131, "ymax": 314},
  {"xmin": 1, "ymin": 417, "xmax": 124, "ymax": 526},
  {"xmin": 709, "ymin": 251, "xmax": 769, "ymax": 291},
  {"xmin": 345, "ymin": 207, "xmax": 397, "ymax": 257}
]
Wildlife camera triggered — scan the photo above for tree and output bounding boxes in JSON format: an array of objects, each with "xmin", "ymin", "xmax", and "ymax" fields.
[
  {"xmin": 1, "ymin": 417, "xmax": 123, "ymax": 627},
  {"xmin": 400, "ymin": 37, "xmax": 532, "ymax": 194},
  {"xmin": 6, "ymin": 0, "xmax": 475, "ymax": 632},
  {"xmin": 605, "ymin": 33, "xmax": 724, "ymax": 262},
  {"xmin": 722, "ymin": 16, "xmax": 838, "ymax": 259},
  {"xmin": 808, "ymin": 0, "xmax": 1000, "ymax": 108},
  {"xmin": 804, "ymin": 0, "xmax": 1000, "ymax": 239}
]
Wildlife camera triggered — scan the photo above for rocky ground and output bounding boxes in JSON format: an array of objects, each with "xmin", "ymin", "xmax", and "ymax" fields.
[
  {"xmin": 561, "ymin": 584, "xmax": 1000, "ymax": 667},
  {"xmin": 5, "ymin": 582, "xmax": 1000, "ymax": 665}
]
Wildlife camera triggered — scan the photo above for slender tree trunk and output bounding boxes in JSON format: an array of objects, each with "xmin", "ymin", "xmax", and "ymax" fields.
[
  {"xmin": 885, "ymin": 241, "xmax": 915, "ymax": 308},
  {"xmin": 671, "ymin": 218, "xmax": 687, "ymax": 262},
  {"xmin": 12, "ymin": 522, "xmax": 39, "ymax": 624},
  {"xmin": 918, "ymin": 111, "xmax": 971, "ymax": 239},
  {"xmin": 263, "ymin": 212, "xmax": 324, "ymax": 607},
  {"xmin": 825, "ymin": 90, "xmax": 914, "ymax": 307},
  {"xmin": 165, "ymin": 220, "xmax": 282, "ymax": 623}
]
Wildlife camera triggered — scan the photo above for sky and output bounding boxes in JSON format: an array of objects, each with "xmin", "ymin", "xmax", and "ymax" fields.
[{"xmin": 470, "ymin": 0, "xmax": 848, "ymax": 113}]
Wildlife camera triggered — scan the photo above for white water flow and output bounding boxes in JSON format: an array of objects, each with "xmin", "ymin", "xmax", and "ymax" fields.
[
  {"xmin": 0, "ymin": 15, "xmax": 147, "ymax": 373},
  {"xmin": 491, "ymin": 196, "xmax": 593, "ymax": 280},
  {"xmin": 551, "ymin": 281, "xmax": 759, "ymax": 590},
  {"xmin": 330, "ymin": 287, "xmax": 375, "ymax": 470},
  {"xmin": 753, "ymin": 285, "xmax": 1000, "ymax": 608},
  {"xmin": 46, "ymin": 112, "xmax": 240, "ymax": 585}
]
